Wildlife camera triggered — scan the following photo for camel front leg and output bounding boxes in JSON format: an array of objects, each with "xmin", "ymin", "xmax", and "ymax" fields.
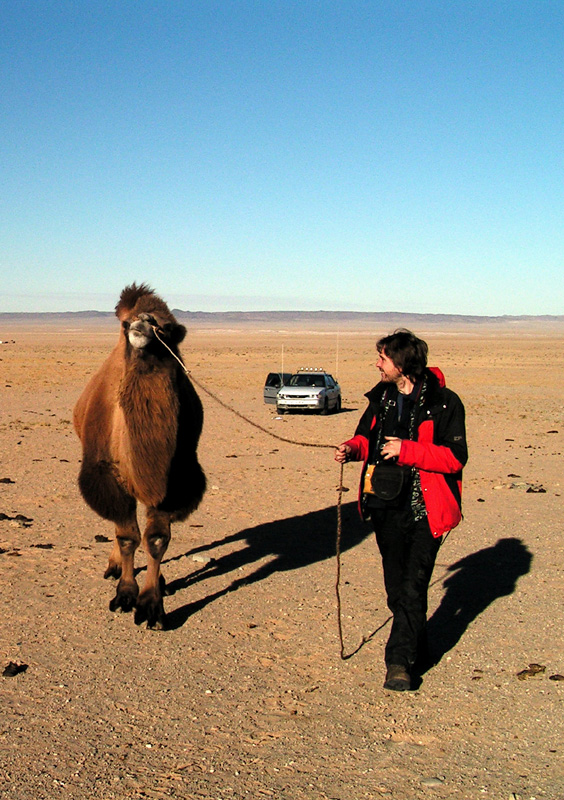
[
  {"xmin": 135, "ymin": 508, "xmax": 171, "ymax": 629},
  {"xmin": 108, "ymin": 517, "xmax": 141, "ymax": 614}
]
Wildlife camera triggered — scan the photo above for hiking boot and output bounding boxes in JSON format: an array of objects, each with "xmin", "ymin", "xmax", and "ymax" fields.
[{"xmin": 384, "ymin": 664, "xmax": 411, "ymax": 692}]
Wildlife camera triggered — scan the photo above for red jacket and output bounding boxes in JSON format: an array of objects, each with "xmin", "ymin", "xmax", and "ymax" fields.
[{"xmin": 344, "ymin": 367, "xmax": 467, "ymax": 537}]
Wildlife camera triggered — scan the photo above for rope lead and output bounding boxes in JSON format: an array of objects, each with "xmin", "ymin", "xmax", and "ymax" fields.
[{"xmin": 153, "ymin": 325, "xmax": 350, "ymax": 658}]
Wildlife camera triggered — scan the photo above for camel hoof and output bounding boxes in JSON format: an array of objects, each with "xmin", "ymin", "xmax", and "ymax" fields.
[
  {"xmin": 104, "ymin": 564, "xmax": 122, "ymax": 580},
  {"xmin": 135, "ymin": 593, "xmax": 165, "ymax": 629},
  {"xmin": 109, "ymin": 580, "xmax": 138, "ymax": 613},
  {"xmin": 109, "ymin": 593, "xmax": 134, "ymax": 613},
  {"xmin": 134, "ymin": 605, "xmax": 166, "ymax": 630}
]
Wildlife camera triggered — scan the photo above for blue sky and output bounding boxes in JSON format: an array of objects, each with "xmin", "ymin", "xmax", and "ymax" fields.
[{"xmin": 2, "ymin": 1, "xmax": 563, "ymax": 314}]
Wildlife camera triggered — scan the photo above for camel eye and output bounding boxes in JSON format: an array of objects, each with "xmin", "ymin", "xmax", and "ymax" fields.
[{"xmin": 122, "ymin": 320, "xmax": 131, "ymax": 331}]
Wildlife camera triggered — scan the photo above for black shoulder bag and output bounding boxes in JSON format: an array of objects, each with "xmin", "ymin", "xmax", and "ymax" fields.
[{"xmin": 364, "ymin": 381, "xmax": 426, "ymax": 502}]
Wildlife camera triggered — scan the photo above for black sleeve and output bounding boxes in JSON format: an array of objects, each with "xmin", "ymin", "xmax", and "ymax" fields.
[{"xmin": 436, "ymin": 389, "xmax": 468, "ymax": 467}]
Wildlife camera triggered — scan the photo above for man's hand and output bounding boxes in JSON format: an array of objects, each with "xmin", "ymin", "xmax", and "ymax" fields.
[
  {"xmin": 335, "ymin": 444, "xmax": 351, "ymax": 464},
  {"xmin": 381, "ymin": 436, "xmax": 402, "ymax": 460}
]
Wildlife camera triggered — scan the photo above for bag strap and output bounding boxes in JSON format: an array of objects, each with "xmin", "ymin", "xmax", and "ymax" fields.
[
  {"xmin": 373, "ymin": 374, "xmax": 428, "ymax": 458},
  {"xmin": 373, "ymin": 388, "xmax": 395, "ymax": 456}
]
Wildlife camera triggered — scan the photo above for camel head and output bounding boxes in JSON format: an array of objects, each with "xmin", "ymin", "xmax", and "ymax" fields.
[{"xmin": 115, "ymin": 283, "xmax": 186, "ymax": 353}]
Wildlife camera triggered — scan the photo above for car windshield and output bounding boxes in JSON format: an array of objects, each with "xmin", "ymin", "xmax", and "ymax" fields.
[{"xmin": 290, "ymin": 374, "xmax": 325, "ymax": 388}]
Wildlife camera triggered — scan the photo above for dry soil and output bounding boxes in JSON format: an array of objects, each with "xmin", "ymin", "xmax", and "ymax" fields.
[{"xmin": 1, "ymin": 319, "xmax": 563, "ymax": 800}]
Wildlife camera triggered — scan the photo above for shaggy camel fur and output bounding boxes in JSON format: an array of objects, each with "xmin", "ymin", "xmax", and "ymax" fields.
[{"xmin": 74, "ymin": 284, "xmax": 206, "ymax": 628}]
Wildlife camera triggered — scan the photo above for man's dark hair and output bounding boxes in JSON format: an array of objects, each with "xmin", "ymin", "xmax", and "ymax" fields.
[{"xmin": 377, "ymin": 329, "xmax": 428, "ymax": 381}]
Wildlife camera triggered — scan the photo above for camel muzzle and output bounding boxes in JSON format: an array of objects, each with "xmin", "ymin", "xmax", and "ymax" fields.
[{"xmin": 128, "ymin": 319, "xmax": 155, "ymax": 350}]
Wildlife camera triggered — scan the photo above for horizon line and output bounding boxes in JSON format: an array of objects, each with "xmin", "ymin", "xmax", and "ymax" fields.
[{"xmin": 1, "ymin": 309, "xmax": 563, "ymax": 322}]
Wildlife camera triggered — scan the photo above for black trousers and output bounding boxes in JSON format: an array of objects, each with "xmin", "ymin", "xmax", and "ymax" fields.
[{"xmin": 371, "ymin": 506, "xmax": 442, "ymax": 669}]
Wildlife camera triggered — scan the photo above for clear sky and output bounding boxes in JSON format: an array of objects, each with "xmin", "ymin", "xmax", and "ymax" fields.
[{"xmin": 2, "ymin": 1, "xmax": 563, "ymax": 315}]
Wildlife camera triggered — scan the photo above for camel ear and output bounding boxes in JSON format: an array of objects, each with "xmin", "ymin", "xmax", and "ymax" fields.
[{"xmin": 173, "ymin": 324, "xmax": 186, "ymax": 344}]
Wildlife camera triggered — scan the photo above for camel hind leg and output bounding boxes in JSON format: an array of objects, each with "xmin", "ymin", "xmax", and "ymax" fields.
[
  {"xmin": 135, "ymin": 508, "xmax": 171, "ymax": 629},
  {"xmin": 104, "ymin": 538, "xmax": 123, "ymax": 580},
  {"xmin": 108, "ymin": 517, "xmax": 141, "ymax": 614},
  {"xmin": 77, "ymin": 456, "xmax": 141, "ymax": 608}
]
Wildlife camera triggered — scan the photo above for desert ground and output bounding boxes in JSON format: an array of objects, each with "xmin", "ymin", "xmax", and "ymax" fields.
[{"xmin": 1, "ymin": 316, "xmax": 563, "ymax": 800}]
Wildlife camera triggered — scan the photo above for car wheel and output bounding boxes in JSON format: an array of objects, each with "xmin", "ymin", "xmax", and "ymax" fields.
[
  {"xmin": 334, "ymin": 396, "xmax": 341, "ymax": 414},
  {"xmin": 320, "ymin": 398, "xmax": 329, "ymax": 415}
]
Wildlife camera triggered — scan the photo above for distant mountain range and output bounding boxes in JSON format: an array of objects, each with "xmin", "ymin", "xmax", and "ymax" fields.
[{"xmin": 1, "ymin": 309, "xmax": 563, "ymax": 325}]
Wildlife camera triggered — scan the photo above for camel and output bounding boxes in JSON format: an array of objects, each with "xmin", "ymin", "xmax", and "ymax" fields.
[{"xmin": 74, "ymin": 283, "xmax": 206, "ymax": 628}]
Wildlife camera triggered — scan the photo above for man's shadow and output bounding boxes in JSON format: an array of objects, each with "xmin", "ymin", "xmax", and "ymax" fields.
[
  {"xmin": 420, "ymin": 537, "xmax": 533, "ymax": 674},
  {"xmin": 164, "ymin": 501, "xmax": 370, "ymax": 630}
]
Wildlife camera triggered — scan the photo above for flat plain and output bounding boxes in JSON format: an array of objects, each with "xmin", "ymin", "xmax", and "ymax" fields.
[{"xmin": 1, "ymin": 316, "xmax": 563, "ymax": 799}]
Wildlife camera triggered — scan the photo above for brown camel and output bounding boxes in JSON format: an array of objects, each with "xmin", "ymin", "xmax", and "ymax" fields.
[{"xmin": 74, "ymin": 284, "xmax": 206, "ymax": 628}]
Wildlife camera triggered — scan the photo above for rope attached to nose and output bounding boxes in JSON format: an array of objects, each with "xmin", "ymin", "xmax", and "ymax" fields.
[
  {"xmin": 152, "ymin": 325, "xmax": 339, "ymax": 449},
  {"xmin": 152, "ymin": 325, "xmax": 352, "ymax": 659}
]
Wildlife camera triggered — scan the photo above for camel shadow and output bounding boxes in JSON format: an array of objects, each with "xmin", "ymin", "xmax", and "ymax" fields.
[
  {"xmin": 420, "ymin": 537, "xmax": 533, "ymax": 675},
  {"xmin": 164, "ymin": 501, "xmax": 370, "ymax": 630}
]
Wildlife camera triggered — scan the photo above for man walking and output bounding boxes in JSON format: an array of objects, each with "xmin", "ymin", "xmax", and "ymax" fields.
[{"xmin": 335, "ymin": 330, "xmax": 467, "ymax": 691}]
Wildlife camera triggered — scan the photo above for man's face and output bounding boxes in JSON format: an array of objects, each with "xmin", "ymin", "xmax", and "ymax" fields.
[{"xmin": 376, "ymin": 348, "xmax": 403, "ymax": 383}]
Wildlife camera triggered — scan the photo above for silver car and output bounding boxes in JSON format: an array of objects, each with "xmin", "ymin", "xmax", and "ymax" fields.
[
  {"xmin": 276, "ymin": 368, "xmax": 341, "ymax": 415},
  {"xmin": 263, "ymin": 372, "xmax": 293, "ymax": 404}
]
